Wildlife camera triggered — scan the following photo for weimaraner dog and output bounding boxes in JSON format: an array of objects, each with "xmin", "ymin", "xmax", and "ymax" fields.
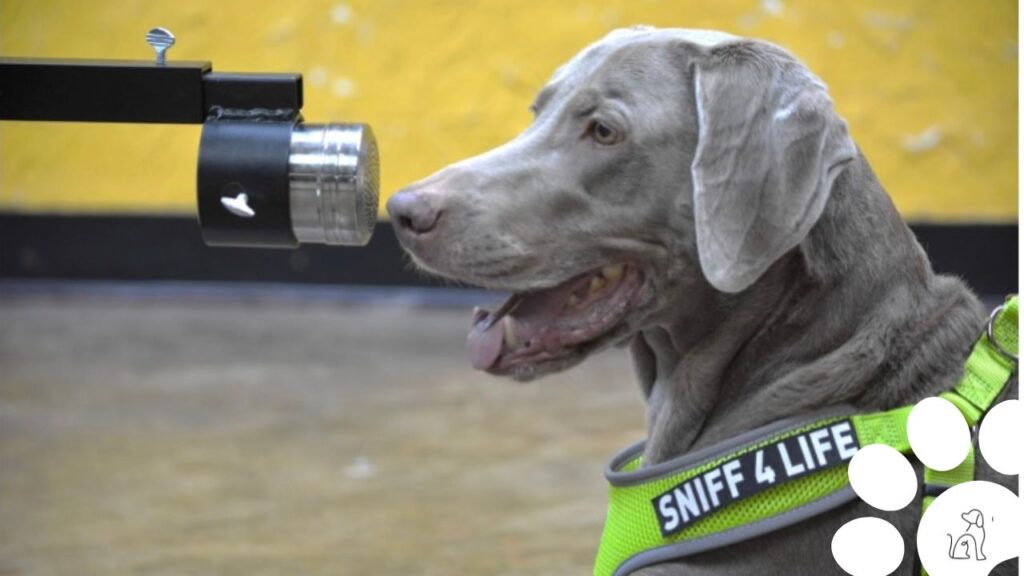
[{"xmin": 387, "ymin": 27, "xmax": 1017, "ymax": 575}]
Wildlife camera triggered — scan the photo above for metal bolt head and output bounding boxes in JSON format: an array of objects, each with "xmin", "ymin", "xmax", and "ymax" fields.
[
  {"xmin": 145, "ymin": 27, "xmax": 175, "ymax": 65},
  {"xmin": 221, "ymin": 192, "xmax": 256, "ymax": 218}
]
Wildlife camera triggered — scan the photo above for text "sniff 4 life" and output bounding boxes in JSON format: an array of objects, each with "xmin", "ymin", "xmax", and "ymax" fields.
[{"xmin": 653, "ymin": 420, "xmax": 860, "ymax": 537}]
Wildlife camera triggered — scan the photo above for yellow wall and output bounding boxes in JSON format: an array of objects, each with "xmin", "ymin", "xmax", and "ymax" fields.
[{"xmin": 1, "ymin": 0, "xmax": 1017, "ymax": 221}]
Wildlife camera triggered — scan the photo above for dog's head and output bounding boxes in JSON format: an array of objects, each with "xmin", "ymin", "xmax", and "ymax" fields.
[
  {"xmin": 961, "ymin": 509, "xmax": 984, "ymax": 528},
  {"xmin": 388, "ymin": 27, "xmax": 855, "ymax": 381}
]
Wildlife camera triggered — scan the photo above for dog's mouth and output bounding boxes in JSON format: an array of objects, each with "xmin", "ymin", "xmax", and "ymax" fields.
[{"xmin": 466, "ymin": 263, "xmax": 644, "ymax": 377}]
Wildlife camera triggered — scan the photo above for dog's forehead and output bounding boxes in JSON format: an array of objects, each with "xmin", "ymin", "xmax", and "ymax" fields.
[
  {"xmin": 574, "ymin": 29, "xmax": 733, "ymax": 72},
  {"xmin": 538, "ymin": 27, "xmax": 739, "ymax": 103}
]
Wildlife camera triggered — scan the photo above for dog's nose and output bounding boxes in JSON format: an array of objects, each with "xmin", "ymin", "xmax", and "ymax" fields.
[{"xmin": 387, "ymin": 189, "xmax": 443, "ymax": 236}]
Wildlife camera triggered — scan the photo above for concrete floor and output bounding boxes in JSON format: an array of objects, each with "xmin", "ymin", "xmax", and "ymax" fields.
[{"xmin": 0, "ymin": 290, "xmax": 645, "ymax": 575}]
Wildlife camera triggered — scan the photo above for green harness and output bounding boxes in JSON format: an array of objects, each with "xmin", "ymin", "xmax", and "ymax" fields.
[{"xmin": 594, "ymin": 296, "xmax": 1018, "ymax": 576}]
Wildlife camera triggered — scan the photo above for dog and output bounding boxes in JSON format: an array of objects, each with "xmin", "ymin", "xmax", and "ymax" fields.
[
  {"xmin": 388, "ymin": 27, "xmax": 1017, "ymax": 575},
  {"xmin": 948, "ymin": 509, "xmax": 987, "ymax": 560}
]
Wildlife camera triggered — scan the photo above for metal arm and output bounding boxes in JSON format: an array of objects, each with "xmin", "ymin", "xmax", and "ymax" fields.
[
  {"xmin": 0, "ymin": 28, "xmax": 378, "ymax": 249},
  {"xmin": 0, "ymin": 58, "xmax": 302, "ymax": 124}
]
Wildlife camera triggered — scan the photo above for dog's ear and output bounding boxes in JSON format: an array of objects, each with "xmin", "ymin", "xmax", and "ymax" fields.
[
  {"xmin": 691, "ymin": 42, "xmax": 856, "ymax": 293},
  {"xmin": 965, "ymin": 509, "xmax": 984, "ymax": 527}
]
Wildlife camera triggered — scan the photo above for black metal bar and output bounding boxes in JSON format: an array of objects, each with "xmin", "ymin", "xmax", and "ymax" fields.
[
  {"xmin": 202, "ymin": 72, "xmax": 302, "ymax": 115},
  {"xmin": 0, "ymin": 58, "xmax": 304, "ymax": 124},
  {"xmin": 0, "ymin": 57, "xmax": 212, "ymax": 123}
]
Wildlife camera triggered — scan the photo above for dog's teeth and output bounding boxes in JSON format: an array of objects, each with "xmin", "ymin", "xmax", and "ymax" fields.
[
  {"xmin": 503, "ymin": 317, "xmax": 520, "ymax": 348},
  {"xmin": 590, "ymin": 275, "xmax": 607, "ymax": 293},
  {"xmin": 472, "ymin": 307, "xmax": 489, "ymax": 325},
  {"xmin": 567, "ymin": 294, "xmax": 581, "ymax": 307},
  {"xmin": 602, "ymin": 264, "xmax": 624, "ymax": 280}
]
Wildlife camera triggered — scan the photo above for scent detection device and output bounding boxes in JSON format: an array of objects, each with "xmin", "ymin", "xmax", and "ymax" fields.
[{"xmin": 0, "ymin": 27, "xmax": 380, "ymax": 248}]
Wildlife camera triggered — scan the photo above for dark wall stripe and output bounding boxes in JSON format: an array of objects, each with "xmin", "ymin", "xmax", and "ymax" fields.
[
  {"xmin": 911, "ymin": 224, "xmax": 1018, "ymax": 297},
  {"xmin": 0, "ymin": 214, "xmax": 1017, "ymax": 295},
  {"xmin": 0, "ymin": 214, "xmax": 429, "ymax": 287}
]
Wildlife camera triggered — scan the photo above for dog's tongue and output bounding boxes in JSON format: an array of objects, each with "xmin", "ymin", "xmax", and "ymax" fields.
[{"xmin": 467, "ymin": 319, "xmax": 505, "ymax": 370}]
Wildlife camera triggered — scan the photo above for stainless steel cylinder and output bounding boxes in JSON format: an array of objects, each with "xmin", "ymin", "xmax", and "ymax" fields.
[{"xmin": 289, "ymin": 123, "xmax": 379, "ymax": 246}]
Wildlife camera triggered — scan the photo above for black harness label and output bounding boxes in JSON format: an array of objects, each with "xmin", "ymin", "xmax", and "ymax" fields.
[{"xmin": 652, "ymin": 419, "xmax": 859, "ymax": 537}]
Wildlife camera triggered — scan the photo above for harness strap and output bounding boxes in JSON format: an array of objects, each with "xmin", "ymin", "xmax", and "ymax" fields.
[
  {"xmin": 921, "ymin": 296, "xmax": 1017, "ymax": 499},
  {"xmin": 596, "ymin": 409, "xmax": 863, "ymax": 576},
  {"xmin": 594, "ymin": 296, "xmax": 1017, "ymax": 576},
  {"xmin": 917, "ymin": 296, "xmax": 1017, "ymax": 576},
  {"xmin": 945, "ymin": 297, "xmax": 1017, "ymax": 426},
  {"xmin": 850, "ymin": 405, "xmax": 913, "ymax": 453}
]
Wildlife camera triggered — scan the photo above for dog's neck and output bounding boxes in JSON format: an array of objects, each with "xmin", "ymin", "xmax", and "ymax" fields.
[{"xmin": 638, "ymin": 154, "xmax": 985, "ymax": 465}]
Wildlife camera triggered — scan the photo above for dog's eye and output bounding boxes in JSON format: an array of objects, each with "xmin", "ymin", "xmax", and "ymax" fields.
[{"xmin": 588, "ymin": 120, "xmax": 619, "ymax": 145}]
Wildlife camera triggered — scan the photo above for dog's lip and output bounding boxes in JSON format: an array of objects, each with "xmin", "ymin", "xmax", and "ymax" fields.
[
  {"xmin": 493, "ymin": 347, "xmax": 587, "ymax": 381},
  {"xmin": 466, "ymin": 263, "xmax": 644, "ymax": 374}
]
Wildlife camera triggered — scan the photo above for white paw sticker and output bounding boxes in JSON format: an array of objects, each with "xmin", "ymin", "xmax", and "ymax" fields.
[
  {"xmin": 832, "ymin": 397, "xmax": 1021, "ymax": 576},
  {"xmin": 917, "ymin": 481, "xmax": 1022, "ymax": 575},
  {"xmin": 847, "ymin": 444, "xmax": 917, "ymax": 511},
  {"xmin": 907, "ymin": 397, "xmax": 972, "ymax": 472},
  {"xmin": 832, "ymin": 517, "xmax": 904, "ymax": 576},
  {"xmin": 978, "ymin": 399, "xmax": 1022, "ymax": 476}
]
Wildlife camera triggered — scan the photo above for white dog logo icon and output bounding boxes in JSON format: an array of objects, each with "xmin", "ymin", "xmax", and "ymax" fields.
[{"xmin": 947, "ymin": 509, "xmax": 987, "ymax": 561}]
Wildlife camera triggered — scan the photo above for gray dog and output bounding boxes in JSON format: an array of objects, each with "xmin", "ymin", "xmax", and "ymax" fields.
[{"xmin": 388, "ymin": 27, "xmax": 1017, "ymax": 575}]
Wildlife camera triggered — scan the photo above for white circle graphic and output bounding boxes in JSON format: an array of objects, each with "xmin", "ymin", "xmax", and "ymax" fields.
[
  {"xmin": 917, "ymin": 480, "xmax": 1022, "ymax": 576},
  {"xmin": 907, "ymin": 397, "xmax": 971, "ymax": 472},
  {"xmin": 848, "ymin": 444, "xmax": 917, "ymax": 511},
  {"xmin": 978, "ymin": 399, "xmax": 1021, "ymax": 476},
  {"xmin": 831, "ymin": 516, "xmax": 904, "ymax": 576}
]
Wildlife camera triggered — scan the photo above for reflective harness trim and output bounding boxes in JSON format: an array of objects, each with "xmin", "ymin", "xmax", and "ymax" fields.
[{"xmin": 594, "ymin": 296, "xmax": 1017, "ymax": 576}]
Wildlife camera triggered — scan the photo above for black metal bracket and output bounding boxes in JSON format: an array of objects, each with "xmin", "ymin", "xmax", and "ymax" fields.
[
  {"xmin": 0, "ymin": 52, "xmax": 377, "ymax": 250},
  {"xmin": 0, "ymin": 57, "xmax": 303, "ymax": 124}
]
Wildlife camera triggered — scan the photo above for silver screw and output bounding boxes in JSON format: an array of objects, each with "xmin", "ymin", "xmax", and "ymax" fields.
[{"xmin": 145, "ymin": 27, "xmax": 175, "ymax": 65}]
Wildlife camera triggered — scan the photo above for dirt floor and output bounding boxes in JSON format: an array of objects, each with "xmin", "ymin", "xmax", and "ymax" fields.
[{"xmin": 0, "ymin": 290, "xmax": 645, "ymax": 575}]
